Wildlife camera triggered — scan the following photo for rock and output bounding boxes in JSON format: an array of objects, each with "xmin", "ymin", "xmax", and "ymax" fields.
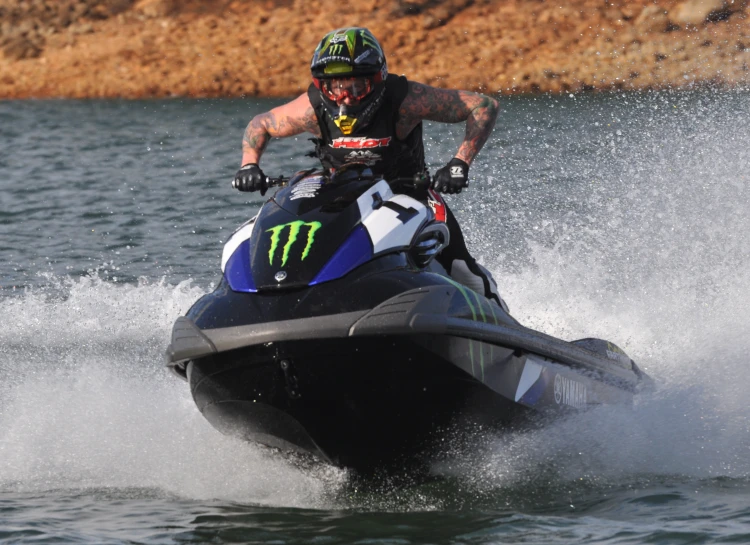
[
  {"xmin": 88, "ymin": 5, "xmax": 112, "ymax": 20},
  {"xmin": 670, "ymin": 0, "xmax": 727, "ymax": 26},
  {"xmin": 3, "ymin": 36, "xmax": 42, "ymax": 60},
  {"xmin": 390, "ymin": 1, "xmax": 423, "ymax": 17},
  {"xmin": 107, "ymin": 0, "xmax": 136, "ymax": 16},
  {"xmin": 16, "ymin": 19, "xmax": 37, "ymax": 36},
  {"xmin": 134, "ymin": 0, "xmax": 176, "ymax": 18},
  {"xmin": 68, "ymin": 23, "xmax": 94, "ymax": 35},
  {"xmin": 71, "ymin": 2, "xmax": 90, "ymax": 19},
  {"xmin": 1, "ymin": 0, "xmax": 750, "ymax": 99},
  {"xmin": 620, "ymin": 4, "xmax": 642, "ymax": 20},
  {"xmin": 604, "ymin": 7, "xmax": 626, "ymax": 23},
  {"xmin": 422, "ymin": 14, "xmax": 440, "ymax": 29},
  {"xmin": 56, "ymin": 11, "xmax": 73, "ymax": 28},
  {"xmin": 635, "ymin": 5, "xmax": 671, "ymax": 32}
]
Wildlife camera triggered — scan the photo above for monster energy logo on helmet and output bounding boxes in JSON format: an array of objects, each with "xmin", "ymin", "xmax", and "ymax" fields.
[
  {"xmin": 311, "ymin": 27, "xmax": 387, "ymax": 79},
  {"xmin": 266, "ymin": 220, "xmax": 322, "ymax": 267}
]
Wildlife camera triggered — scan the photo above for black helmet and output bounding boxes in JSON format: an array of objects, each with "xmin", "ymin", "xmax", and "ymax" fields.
[
  {"xmin": 311, "ymin": 28, "xmax": 388, "ymax": 135},
  {"xmin": 311, "ymin": 27, "xmax": 387, "ymax": 82}
]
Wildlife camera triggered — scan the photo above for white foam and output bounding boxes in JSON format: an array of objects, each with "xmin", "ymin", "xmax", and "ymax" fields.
[
  {"xmin": 0, "ymin": 273, "xmax": 346, "ymax": 506},
  {"xmin": 451, "ymin": 92, "xmax": 750, "ymax": 486}
]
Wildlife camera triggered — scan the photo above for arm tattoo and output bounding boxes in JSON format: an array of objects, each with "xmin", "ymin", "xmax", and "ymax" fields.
[
  {"xmin": 242, "ymin": 106, "xmax": 321, "ymax": 163},
  {"xmin": 398, "ymin": 83, "xmax": 470, "ymax": 126},
  {"xmin": 263, "ymin": 107, "xmax": 321, "ymax": 138},
  {"xmin": 242, "ymin": 114, "xmax": 273, "ymax": 157},
  {"xmin": 398, "ymin": 82, "xmax": 499, "ymax": 164},
  {"xmin": 456, "ymin": 95, "xmax": 499, "ymax": 165}
]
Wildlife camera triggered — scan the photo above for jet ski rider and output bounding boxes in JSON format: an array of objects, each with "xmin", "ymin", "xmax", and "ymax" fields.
[{"xmin": 233, "ymin": 27, "xmax": 508, "ymax": 311}]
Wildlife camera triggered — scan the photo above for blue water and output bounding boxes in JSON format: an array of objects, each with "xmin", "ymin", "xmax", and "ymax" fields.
[{"xmin": 1, "ymin": 91, "xmax": 749, "ymax": 544}]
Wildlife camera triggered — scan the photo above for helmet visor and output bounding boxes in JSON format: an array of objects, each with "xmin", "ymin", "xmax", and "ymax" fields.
[{"xmin": 321, "ymin": 76, "xmax": 373, "ymax": 102}]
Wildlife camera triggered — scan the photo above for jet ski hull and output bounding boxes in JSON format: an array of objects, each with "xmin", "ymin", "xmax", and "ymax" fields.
[
  {"xmin": 169, "ymin": 280, "xmax": 649, "ymax": 474},
  {"xmin": 187, "ymin": 336, "xmax": 525, "ymax": 472}
]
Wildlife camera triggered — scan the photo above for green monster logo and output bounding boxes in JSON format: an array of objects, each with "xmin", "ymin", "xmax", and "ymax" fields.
[
  {"xmin": 328, "ymin": 43, "xmax": 344, "ymax": 56},
  {"xmin": 359, "ymin": 29, "xmax": 380, "ymax": 51},
  {"xmin": 266, "ymin": 221, "xmax": 322, "ymax": 267},
  {"xmin": 325, "ymin": 29, "xmax": 356, "ymax": 58}
]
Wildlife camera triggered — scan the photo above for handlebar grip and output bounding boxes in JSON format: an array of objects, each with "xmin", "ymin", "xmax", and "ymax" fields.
[
  {"xmin": 413, "ymin": 172, "xmax": 431, "ymax": 190},
  {"xmin": 266, "ymin": 176, "xmax": 288, "ymax": 188},
  {"xmin": 388, "ymin": 172, "xmax": 432, "ymax": 191}
]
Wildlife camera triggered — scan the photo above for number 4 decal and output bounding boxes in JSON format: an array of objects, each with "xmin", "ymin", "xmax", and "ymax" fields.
[{"xmin": 382, "ymin": 201, "xmax": 419, "ymax": 223}]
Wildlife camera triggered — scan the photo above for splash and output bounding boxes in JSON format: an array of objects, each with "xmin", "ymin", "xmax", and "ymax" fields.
[
  {"xmin": 450, "ymin": 91, "xmax": 750, "ymax": 489},
  {"xmin": 0, "ymin": 273, "xmax": 346, "ymax": 506},
  {"xmin": 2, "ymin": 91, "xmax": 749, "ymax": 511}
]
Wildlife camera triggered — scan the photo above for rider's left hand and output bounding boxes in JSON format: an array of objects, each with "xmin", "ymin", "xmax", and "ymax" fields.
[{"xmin": 432, "ymin": 158, "xmax": 469, "ymax": 194}]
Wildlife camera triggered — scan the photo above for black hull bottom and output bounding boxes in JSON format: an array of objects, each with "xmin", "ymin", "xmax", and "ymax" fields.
[
  {"xmin": 188, "ymin": 336, "xmax": 527, "ymax": 473},
  {"xmin": 172, "ymin": 284, "xmax": 648, "ymax": 474}
]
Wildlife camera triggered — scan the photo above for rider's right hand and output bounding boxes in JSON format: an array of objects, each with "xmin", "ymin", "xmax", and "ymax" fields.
[{"xmin": 232, "ymin": 163, "xmax": 268, "ymax": 195}]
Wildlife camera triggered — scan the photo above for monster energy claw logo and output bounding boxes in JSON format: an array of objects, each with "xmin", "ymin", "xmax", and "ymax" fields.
[
  {"xmin": 360, "ymin": 30, "xmax": 379, "ymax": 50},
  {"xmin": 328, "ymin": 44, "xmax": 344, "ymax": 56},
  {"xmin": 266, "ymin": 221, "xmax": 322, "ymax": 267}
]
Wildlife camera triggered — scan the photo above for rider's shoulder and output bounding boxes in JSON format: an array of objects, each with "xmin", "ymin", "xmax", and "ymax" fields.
[
  {"xmin": 273, "ymin": 92, "xmax": 314, "ymax": 114},
  {"xmin": 291, "ymin": 92, "xmax": 314, "ymax": 107},
  {"xmin": 403, "ymin": 80, "xmax": 442, "ymax": 99},
  {"xmin": 405, "ymin": 79, "xmax": 430, "ymax": 91}
]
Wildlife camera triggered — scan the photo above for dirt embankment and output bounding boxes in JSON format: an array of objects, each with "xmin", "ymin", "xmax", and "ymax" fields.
[{"xmin": 1, "ymin": 0, "xmax": 749, "ymax": 99}]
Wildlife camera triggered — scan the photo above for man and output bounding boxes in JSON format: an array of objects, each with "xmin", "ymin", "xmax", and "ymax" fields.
[{"xmin": 233, "ymin": 27, "xmax": 507, "ymax": 310}]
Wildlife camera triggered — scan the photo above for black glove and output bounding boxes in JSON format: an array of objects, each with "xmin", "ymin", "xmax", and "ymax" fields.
[
  {"xmin": 232, "ymin": 163, "xmax": 268, "ymax": 195},
  {"xmin": 432, "ymin": 158, "xmax": 469, "ymax": 194}
]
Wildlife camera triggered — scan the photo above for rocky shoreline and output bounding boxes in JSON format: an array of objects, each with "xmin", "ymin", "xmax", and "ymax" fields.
[{"xmin": 1, "ymin": 0, "xmax": 749, "ymax": 99}]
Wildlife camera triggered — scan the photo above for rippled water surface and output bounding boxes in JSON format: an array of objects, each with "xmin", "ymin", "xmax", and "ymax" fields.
[{"xmin": 1, "ymin": 91, "xmax": 750, "ymax": 544}]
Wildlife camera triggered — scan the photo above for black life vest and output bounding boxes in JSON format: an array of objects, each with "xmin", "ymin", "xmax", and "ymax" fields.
[{"xmin": 307, "ymin": 74, "xmax": 425, "ymax": 181}]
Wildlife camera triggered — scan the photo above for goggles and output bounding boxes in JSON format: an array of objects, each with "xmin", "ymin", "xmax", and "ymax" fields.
[{"xmin": 320, "ymin": 76, "xmax": 373, "ymax": 103}]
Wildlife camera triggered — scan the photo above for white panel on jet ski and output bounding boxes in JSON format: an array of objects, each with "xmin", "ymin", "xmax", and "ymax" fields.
[
  {"xmin": 356, "ymin": 180, "xmax": 394, "ymax": 223},
  {"xmin": 515, "ymin": 358, "xmax": 544, "ymax": 402},
  {"xmin": 362, "ymin": 194, "xmax": 427, "ymax": 255},
  {"xmin": 221, "ymin": 216, "xmax": 257, "ymax": 272}
]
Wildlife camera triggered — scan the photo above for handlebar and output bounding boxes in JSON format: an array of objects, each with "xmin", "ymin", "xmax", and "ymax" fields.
[
  {"xmin": 262, "ymin": 171, "xmax": 431, "ymax": 192},
  {"xmin": 388, "ymin": 172, "xmax": 432, "ymax": 192},
  {"xmin": 265, "ymin": 176, "xmax": 289, "ymax": 188}
]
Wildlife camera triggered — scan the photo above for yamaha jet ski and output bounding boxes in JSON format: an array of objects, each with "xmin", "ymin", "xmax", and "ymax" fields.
[{"xmin": 166, "ymin": 163, "xmax": 651, "ymax": 474}]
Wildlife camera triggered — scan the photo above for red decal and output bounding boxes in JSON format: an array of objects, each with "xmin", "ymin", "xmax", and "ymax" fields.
[
  {"xmin": 332, "ymin": 137, "xmax": 392, "ymax": 149},
  {"xmin": 427, "ymin": 189, "xmax": 446, "ymax": 222}
]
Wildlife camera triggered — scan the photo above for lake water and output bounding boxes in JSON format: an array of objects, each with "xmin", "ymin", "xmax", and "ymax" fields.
[{"xmin": 1, "ymin": 90, "xmax": 749, "ymax": 544}]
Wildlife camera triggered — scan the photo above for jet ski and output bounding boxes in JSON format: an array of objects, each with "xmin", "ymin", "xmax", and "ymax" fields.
[{"xmin": 166, "ymin": 163, "xmax": 651, "ymax": 474}]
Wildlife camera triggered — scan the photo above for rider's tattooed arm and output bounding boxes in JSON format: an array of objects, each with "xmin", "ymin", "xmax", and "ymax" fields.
[
  {"xmin": 397, "ymin": 82, "xmax": 499, "ymax": 165},
  {"xmin": 241, "ymin": 93, "xmax": 322, "ymax": 165}
]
